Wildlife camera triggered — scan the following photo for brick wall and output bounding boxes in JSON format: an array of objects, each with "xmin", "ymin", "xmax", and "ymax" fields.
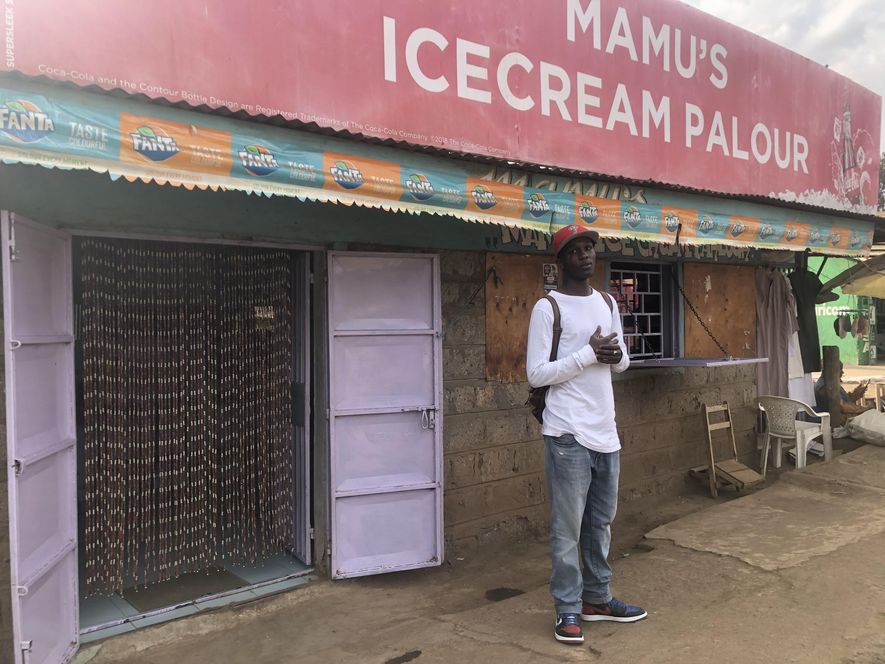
[{"xmin": 440, "ymin": 250, "xmax": 758, "ymax": 553}]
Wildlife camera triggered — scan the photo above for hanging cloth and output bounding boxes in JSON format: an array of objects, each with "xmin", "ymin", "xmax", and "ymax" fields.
[
  {"xmin": 853, "ymin": 314, "xmax": 870, "ymax": 337},
  {"xmin": 859, "ymin": 314, "xmax": 870, "ymax": 336},
  {"xmin": 756, "ymin": 268, "xmax": 797, "ymax": 398},
  {"xmin": 787, "ymin": 325, "xmax": 805, "ymax": 381},
  {"xmin": 789, "ymin": 269, "xmax": 825, "ymax": 373}
]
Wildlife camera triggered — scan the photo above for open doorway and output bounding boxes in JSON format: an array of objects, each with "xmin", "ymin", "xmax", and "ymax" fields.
[{"xmin": 71, "ymin": 237, "xmax": 314, "ymax": 634}]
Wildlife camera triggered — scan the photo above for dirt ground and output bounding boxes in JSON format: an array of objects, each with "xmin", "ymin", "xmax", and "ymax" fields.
[{"xmin": 74, "ymin": 443, "xmax": 885, "ymax": 664}]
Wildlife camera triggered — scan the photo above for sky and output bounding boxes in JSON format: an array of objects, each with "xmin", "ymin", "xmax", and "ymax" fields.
[{"xmin": 681, "ymin": 0, "xmax": 885, "ymax": 154}]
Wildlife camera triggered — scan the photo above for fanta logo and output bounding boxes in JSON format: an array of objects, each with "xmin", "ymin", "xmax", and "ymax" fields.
[
  {"xmin": 623, "ymin": 206, "xmax": 642, "ymax": 228},
  {"xmin": 808, "ymin": 229, "xmax": 822, "ymax": 244},
  {"xmin": 472, "ymin": 185, "xmax": 496, "ymax": 210},
  {"xmin": 785, "ymin": 227, "xmax": 799, "ymax": 241},
  {"xmin": 830, "ymin": 233, "xmax": 842, "ymax": 246},
  {"xmin": 330, "ymin": 160, "xmax": 364, "ymax": 189},
  {"xmin": 130, "ymin": 125, "xmax": 180, "ymax": 162},
  {"xmin": 849, "ymin": 233, "xmax": 861, "ymax": 248},
  {"xmin": 239, "ymin": 144, "xmax": 279, "ymax": 176},
  {"xmin": 664, "ymin": 213, "xmax": 680, "ymax": 233},
  {"xmin": 758, "ymin": 224, "xmax": 775, "ymax": 239},
  {"xmin": 579, "ymin": 202, "xmax": 599, "ymax": 223},
  {"xmin": 730, "ymin": 222, "xmax": 746, "ymax": 238},
  {"xmin": 0, "ymin": 100, "xmax": 55, "ymax": 143},
  {"xmin": 406, "ymin": 173, "xmax": 434, "ymax": 201},
  {"xmin": 527, "ymin": 193, "xmax": 549, "ymax": 218},
  {"xmin": 698, "ymin": 215, "xmax": 715, "ymax": 234}
]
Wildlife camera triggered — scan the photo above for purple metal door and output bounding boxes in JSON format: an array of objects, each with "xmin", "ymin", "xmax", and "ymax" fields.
[
  {"xmin": 328, "ymin": 253, "xmax": 442, "ymax": 578},
  {"xmin": 1, "ymin": 214, "xmax": 78, "ymax": 664}
]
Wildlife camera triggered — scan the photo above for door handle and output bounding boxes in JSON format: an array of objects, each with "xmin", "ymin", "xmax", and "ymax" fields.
[{"xmin": 420, "ymin": 409, "xmax": 437, "ymax": 430}]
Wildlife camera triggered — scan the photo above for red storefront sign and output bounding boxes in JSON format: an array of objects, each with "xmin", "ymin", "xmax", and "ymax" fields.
[{"xmin": 3, "ymin": 0, "xmax": 881, "ymax": 213}]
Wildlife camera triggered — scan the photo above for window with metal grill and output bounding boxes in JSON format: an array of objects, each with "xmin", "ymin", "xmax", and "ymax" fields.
[{"xmin": 609, "ymin": 262, "xmax": 678, "ymax": 360}]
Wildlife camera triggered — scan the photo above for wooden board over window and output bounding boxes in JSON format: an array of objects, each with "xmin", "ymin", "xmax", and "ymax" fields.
[
  {"xmin": 683, "ymin": 263, "xmax": 756, "ymax": 359},
  {"xmin": 485, "ymin": 252, "xmax": 607, "ymax": 383}
]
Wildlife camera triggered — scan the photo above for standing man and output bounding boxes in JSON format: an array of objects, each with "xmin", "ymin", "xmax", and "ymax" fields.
[{"xmin": 526, "ymin": 224, "xmax": 647, "ymax": 645}]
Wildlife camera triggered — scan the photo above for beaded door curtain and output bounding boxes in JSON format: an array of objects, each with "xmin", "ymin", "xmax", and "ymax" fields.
[{"xmin": 80, "ymin": 239, "xmax": 295, "ymax": 595}]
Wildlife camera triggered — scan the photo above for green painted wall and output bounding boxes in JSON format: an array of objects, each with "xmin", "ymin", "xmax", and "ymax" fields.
[{"xmin": 811, "ymin": 256, "xmax": 873, "ymax": 366}]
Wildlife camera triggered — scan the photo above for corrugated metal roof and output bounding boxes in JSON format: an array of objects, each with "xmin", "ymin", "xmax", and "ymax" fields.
[{"xmin": 3, "ymin": 71, "xmax": 881, "ymax": 224}]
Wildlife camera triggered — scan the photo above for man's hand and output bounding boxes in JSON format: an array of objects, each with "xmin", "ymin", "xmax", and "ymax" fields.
[
  {"xmin": 589, "ymin": 326, "xmax": 622, "ymax": 364},
  {"xmin": 849, "ymin": 380, "xmax": 870, "ymax": 402},
  {"xmin": 842, "ymin": 402, "xmax": 873, "ymax": 415}
]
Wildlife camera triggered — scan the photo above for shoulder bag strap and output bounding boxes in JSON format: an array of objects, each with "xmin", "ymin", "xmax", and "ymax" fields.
[
  {"xmin": 600, "ymin": 290, "xmax": 614, "ymax": 313},
  {"xmin": 544, "ymin": 295, "xmax": 562, "ymax": 362}
]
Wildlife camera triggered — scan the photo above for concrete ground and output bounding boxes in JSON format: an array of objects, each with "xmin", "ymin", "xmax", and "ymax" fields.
[
  {"xmin": 74, "ymin": 444, "xmax": 885, "ymax": 664},
  {"xmin": 836, "ymin": 364, "xmax": 885, "ymax": 382}
]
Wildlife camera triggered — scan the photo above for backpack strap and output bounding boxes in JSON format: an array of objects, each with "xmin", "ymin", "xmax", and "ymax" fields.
[
  {"xmin": 600, "ymin": 290, "xmax": 614, "ymax": 314},
  {"xmin": 543, "ymin": 292, "xmax": 611, "ymax": 363},
  {"xmin": 544, "ymin": 295, "xmax": 562, "ymax": 362}
]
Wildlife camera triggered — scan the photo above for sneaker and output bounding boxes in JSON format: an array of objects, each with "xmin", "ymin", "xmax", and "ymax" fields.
[
  {"xmin": 581, "ymin": 597, "xmax": 647, "ymax": 623},
  {"xmin": 554, "ymin": 613, "xmax": 584, "ymax": 644}
]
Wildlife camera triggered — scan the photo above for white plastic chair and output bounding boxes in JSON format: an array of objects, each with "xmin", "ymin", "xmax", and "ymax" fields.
[
  {"xmin": 757, "ymin": 396, "xmax": 832, "ymax": 476},
  {"xmin": 875, "ymin": 382, "xmax": 885, "ymax": 412}
]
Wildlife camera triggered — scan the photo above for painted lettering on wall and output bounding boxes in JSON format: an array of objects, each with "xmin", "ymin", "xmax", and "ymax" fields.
[
  {"xmin": 815, "ymin": 305, "xmax": 852, "ymax": 317},
  {"xmin": 490, "ymin": 225, "xmax": 785, "ymax": 264},
  {"xmin": 480, "ymin": 165, "xmax": 647, "ymax": 203}
]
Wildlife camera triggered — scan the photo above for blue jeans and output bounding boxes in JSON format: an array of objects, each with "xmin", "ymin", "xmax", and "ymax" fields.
[{"xmin": 544, "ymin": 434, "xmax": 619, "ymax": 614}]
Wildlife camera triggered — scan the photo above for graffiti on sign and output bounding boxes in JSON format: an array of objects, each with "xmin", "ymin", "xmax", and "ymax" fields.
[{"xmin": 490, "ymin": 225, "xmax": 791, "ymax": 265}]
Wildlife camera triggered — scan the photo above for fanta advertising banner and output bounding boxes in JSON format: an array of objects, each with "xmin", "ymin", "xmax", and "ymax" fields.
[
  {"xmin": 0, "ymin": 80, "xmax": 873, "ymax": 254},
  {"xmin": 3, "ymin": 0, "xmax": 881, "ymax": 214}
]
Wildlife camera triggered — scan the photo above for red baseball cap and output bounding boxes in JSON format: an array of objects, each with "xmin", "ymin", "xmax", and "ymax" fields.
[{"xmin": 551, "ymin": 224, "xmax": 600, "ymax": 257}]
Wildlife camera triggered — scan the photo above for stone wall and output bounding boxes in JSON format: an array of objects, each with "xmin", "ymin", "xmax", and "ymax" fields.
[
  {"xmin": 615, "ymin": 364, "xmax": 758, "ymax": 500},
  {"xmin": 440, "ymin": 250, "xmax": 758, "ymax": 553},
  {"xmin": 441, "ymin": 251, "xmax": 549, "ymax": 552}
]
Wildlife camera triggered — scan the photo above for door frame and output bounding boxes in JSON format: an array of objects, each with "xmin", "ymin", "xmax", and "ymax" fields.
[
  {"xmin": 70, "ymin": 230, "xmax": 323, "ymax": 567},
  {"xmin": 4, "ymin": 224, "xmax": 327, "ymax": 644}
]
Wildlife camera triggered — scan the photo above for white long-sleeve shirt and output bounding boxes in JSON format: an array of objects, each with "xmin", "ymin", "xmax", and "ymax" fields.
[{"xmin": 526, "ymin": 289, "xmax": 629, "ymax": 452}]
